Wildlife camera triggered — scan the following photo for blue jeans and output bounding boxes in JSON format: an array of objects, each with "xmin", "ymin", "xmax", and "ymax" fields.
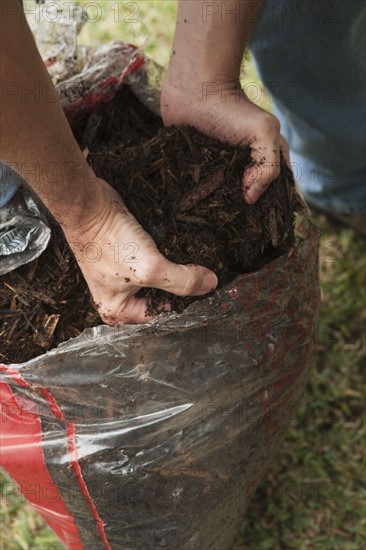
[
  {"xmin": 0, "ymin": 165, "xmax": 22, "ymax": 208},
  {"xmin": 250, "ymin": 0, "xmax": 366, "ymax": 214}
]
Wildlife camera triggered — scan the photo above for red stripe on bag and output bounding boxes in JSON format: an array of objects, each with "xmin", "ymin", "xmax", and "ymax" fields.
[
  {"xmin": 37, "ymin": 386, "xmax": 112, "ymax": 549},
  {"xmin": 67, "ymin": 423, "xmax": 111, "ymax": 549},
  {"xmin": 0, "ymin": 379, "xmax": 83, "ymax": 549},
  {"xmin": 64, "ymin": 49, "xmax": 145, "ymax": 120},
  {"xmin": 0, "ymin": 365, "xmax": 111, "ymax": 550}
]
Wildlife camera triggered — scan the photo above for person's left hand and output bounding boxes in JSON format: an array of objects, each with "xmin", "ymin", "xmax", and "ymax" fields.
[
  {"xmin": 63, "ymin": 179, "xmax": 218, "ymax": 325},
  {"xmin": 161, "ymin": 78, "xmax": 290, "ymax": 204}
]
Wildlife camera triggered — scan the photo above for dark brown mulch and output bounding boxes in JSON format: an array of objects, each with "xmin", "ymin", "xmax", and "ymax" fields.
[{"xmin": 0, "ymin": 87, "xmax": 301, "ymax": 364}]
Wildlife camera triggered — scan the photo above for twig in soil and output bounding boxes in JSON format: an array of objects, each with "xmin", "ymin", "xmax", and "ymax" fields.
[
  {"xmin": 177, "ymin": 127, "xmax": 198, "ymax": 155},
  {"xmin": 175, "ymin": 214, "xmax": 211, "ymax": 226},
  {"xmin": 144, "ymin": 158, "xmax": 166, "ymax": 176},
  {"xmin": 33, "ymin": 314, "xmax": 61, "ymax": 348},
  {"xmin": 269, "ymin": 208, "xmax": 278, "ymax": 247},
  {"xmin": 178, "ymin": 168, "xmax": 225, "ymax": 213}
]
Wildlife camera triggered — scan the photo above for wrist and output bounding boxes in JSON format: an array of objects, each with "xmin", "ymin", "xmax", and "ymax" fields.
[
  {"xmin": 161, "ymin": 71, "xmax": 243, "ymax": 125},
  {"xmin": 51, "ymin": 171, "xmax": 106, "ymax": 235},
  {"xmin": 165, "ymin": 56, "xmax": 240, "ymax": 99},
  {"xmin": 167, "ymin": 0, "xmax": 259, "ymax": 94}
]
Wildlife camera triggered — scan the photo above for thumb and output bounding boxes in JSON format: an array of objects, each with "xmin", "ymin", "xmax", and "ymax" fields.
[{"xmin": 152, "ymin": 258, "xmax": 218, "ymax": 297}]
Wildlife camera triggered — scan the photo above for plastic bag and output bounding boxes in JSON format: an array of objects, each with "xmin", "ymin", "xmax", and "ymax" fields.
[
  {"xmin": 57, "ymin": 40, "xmax": 163, "ymax": 119},
  {"xmin": 25, "ymin": 0, "xmax": 90, "ymax": 84},
  {"xmin": 0, "ymin": 39, "xmax": 320, "ymax": 550},
  {"xmin": 0, "ymin": 188, "xmax": 51, "ymax": 276},
  {"xmin": 0, "ymin": 220, "xmax": 320, "ymax": 549}
]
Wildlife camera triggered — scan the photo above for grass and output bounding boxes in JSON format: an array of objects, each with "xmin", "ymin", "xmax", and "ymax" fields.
[
  {"xmin": 1, "ymin": 2, "xmax": 365, "ymax": 549},
  {"xmin": 77, "ymin": 0, "xmax": 178, "ymax": 67}
]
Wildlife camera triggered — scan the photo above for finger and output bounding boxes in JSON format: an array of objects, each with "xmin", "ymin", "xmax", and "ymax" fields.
[
  {"xmin": 279, "ymin": 134, "xmax": 290, "ymax": 167},
  {"xmin": 97, "ymin": 289, "xmax": 172, "ymax": 325},
  {"xmin": 158, "ymin": 261, "xmax": 218, "ymax": 297},
  {"xmin": 98, "ymin": 294, "xmax": 155, "ymax": 325},
  {"xmin": 137, "ymin": 257, "xmax": 218, "ymax": 297},
  {"xmin": 243, "ymin": 115, "xmax": 281, "ymax": 204}
]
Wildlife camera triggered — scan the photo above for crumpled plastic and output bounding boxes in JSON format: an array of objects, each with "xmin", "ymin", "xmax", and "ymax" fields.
[
  {"xmin": 25, "ymin": 0, "xmax": 90, "ymax": 84},
  {"xmin": 0, "ymin": 189, "xmax": 51, "ymax": 276},
  {"xmin": 57, "ymin": 40, "xmax": 163, "ymax": 119},
  {"xmin": 0, "ymin": 16, "xmax": 321, "ymax": 550}
]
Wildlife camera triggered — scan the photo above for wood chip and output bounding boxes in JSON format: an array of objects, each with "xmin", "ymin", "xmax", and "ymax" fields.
[
  {"xmin": 33, "ymin": 314, "xmax": 60, "ymax": 348},
  {"xmin": 3, "ymin": 282, "xmax": 18, "ymax": 294},
  {"xmin": 269, "ymin": 208, "xmax": 278, "ymax": 248},
  {"xmin": 193, "ymin": 165, "xmax": 201, "ymax": 184},
  {"xmin": 178, "ymin": 168, "xmax": 225, "ymax": 213},
  {"xmin": 144, "ymin": 158, "xmax": 166, "ymax": 176},
  {"xmin": 24, "ymin": 258, "xmax": 39, "ymax": 282},
  {"xmin": 177, "ymin": 127, "xmax": 197, "ymax": 155},
  {"xmin": 175, "ymin": 214, "xmax": 211, "ymax": 226}
]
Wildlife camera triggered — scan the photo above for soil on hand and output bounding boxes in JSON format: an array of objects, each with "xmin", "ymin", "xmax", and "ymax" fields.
[{"xmin": 0, "ymin": 87, "xmax": 301, "ymax": 364}]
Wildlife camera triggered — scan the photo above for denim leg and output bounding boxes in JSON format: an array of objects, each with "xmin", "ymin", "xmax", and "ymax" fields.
[
  {"xmin": 0, "ymin": 163, "xmax": 22, "ymax": 208},
  {"xmin": 249, "ymin": 0, "xmax": 366, "ymax": 214}
]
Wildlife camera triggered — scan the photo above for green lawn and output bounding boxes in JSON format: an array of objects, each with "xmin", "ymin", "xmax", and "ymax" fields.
[{"xmin": 1, "ymin": 2, "xmax": 365, "ymax": 549}]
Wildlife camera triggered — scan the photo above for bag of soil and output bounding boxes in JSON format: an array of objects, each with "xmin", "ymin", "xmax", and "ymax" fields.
[{"xmin": 0, "ymin": 41, "xmax": 320, "ymax": 550}]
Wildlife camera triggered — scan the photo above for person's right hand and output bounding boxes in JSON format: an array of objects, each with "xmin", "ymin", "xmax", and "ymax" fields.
[
  {"xmin": 63, "ymin": 179, "xmax": 218, "ymax": 325},
  {"xmin": 161, "ymin": 79, "xmax": 290, "ymax": 205}
]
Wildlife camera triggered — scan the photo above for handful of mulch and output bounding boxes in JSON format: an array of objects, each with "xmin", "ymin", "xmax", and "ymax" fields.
[
  {"xmin": 0, "ymin": 88, "xmax": 301, "ymax": 363},
  {"xmin": 90, "ymin": 123, "xmax": 299, "ymax": 312}
]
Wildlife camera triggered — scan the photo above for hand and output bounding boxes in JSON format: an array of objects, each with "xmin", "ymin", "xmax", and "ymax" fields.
[
  {"xmin": 63, "ymin": 180, "xmax": 218, "ymax": 325},
  {"xmin": 161, "ymin": 78, "xmax": 290, "ymax": 204}
]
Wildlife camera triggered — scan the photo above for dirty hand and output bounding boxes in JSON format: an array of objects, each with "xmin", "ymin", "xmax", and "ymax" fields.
[
  {"xmin": 161, "ymin": 79, "xmax": 290, "ymax": 205},
  {"xmin": 63, "ymin": 180, "xmax": 218, "ymax": 325}
]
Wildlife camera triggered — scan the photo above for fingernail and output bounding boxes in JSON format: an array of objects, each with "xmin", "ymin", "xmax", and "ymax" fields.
[
  {"xmin": 200, "ymin": 272, "xmax": 218, "ymax": 293},
  {"xmin": 245, "ymin": 184, "xmax": 262, "ymax": 204}
]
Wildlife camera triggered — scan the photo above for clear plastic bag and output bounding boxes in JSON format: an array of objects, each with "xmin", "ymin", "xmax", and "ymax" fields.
[
  {"xmin": 0, "ymin": 188, "xmax": 51, "ymax": 276},
  {"xmin": 57, "ymin": 40, "xmax": 163, "ymax": 119},
  {"xmin": 25, "ymin": 0, "xmax": 89, "ymax": 84},
  {"xmin": 0, "ymin": 219, "xmax": 320, "ymax": 549},
  {"xmin": 0, "ymin": 31, "xmax": 320, "ymax": 550}
]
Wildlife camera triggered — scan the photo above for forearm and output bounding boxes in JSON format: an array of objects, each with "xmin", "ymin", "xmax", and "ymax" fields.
[
  {"xmin": 167, "ymin": 0, "xmax": 262, "ymax": 86},
  {"xmin": 162, "ymin": 0, "xmax": 282, "ymax": 205},
  {"xmin": 0, "ymin": 0, "xmax": 102, "ymax": 231}
]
